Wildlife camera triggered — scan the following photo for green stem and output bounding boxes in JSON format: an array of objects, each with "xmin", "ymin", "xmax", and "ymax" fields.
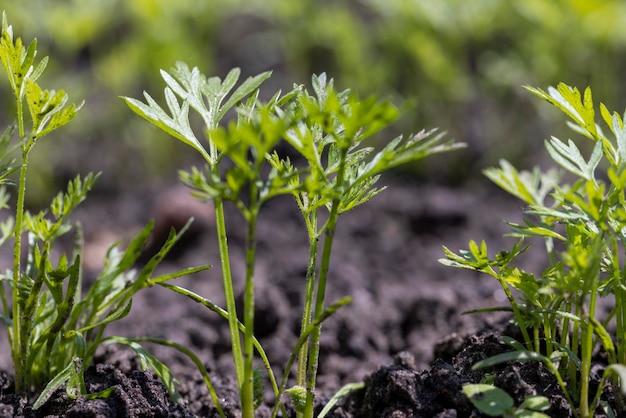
[
  {"xmin": 303, "ymin": 148, "xmax": 348, "ymax": 418},
  {"xmin": 16, "ymin": 95, "xmax": 24, "ymax": 139},
  {"xmin": 207, "ymin": 125, "xmax": 244, "ymax": 388},
  {"xmin": 12, "ymin": 144, "xmax": 29, "ymax": 393},
  {"xmin": 241, "ymin": 186, "xmax": 259, "ymax": 418},
  {"xmin": 615, "ymin": 247, "xmax": 625, "ymax": 365},
  {"xmin": 303, "ymin": 204, "xmax": 339, "ymax": 417},
  {"xmin": 488, "ymin": 267, "xmax": 533, "ymax": 349},
  {"xmin": 213, "ymin": 194, "xmax": 244, "ymax": 386},
  {"xmin": 297, "ymin": 210, "xmax": 318, "ymax": 391},
  {"xmin": 579, "ymin": 288, "xmax": 598, "ymax": 418}
]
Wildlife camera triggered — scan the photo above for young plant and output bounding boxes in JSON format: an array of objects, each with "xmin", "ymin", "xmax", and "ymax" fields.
[
  {"xmin": 0, "ymin": 12, "xmax": 207, "ymax": 406},
  {"xmin": 280, "ymin": 74, "xmax": 461, "ymax": 418},
  {"xmin": 124, "ymin": 64, "xmax": 462, "ymax": 417},
  {"xmin": 440, "ymin": 83, "xmax": 626, "ymax": 417}
]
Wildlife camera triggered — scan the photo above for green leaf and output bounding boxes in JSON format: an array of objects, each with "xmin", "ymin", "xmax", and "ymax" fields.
[
  {"xmin": 544, "ymin": 136, "xmax": 600, "ymax": 181},
  {"xmin": 33, "ymin": 357, "xmax": 82, "ymax": 409},
  {"xmin": 472, "ymin": 350, "xmax": 549, "ymax": 370},
  {"xmin": 0, "ymin": 13, "xmax": 48, "ymax": 99},
  {"xmin": 525, "ymin": 84, "xmax": 597, "ymax": 139},
  {"xmin": 462, "ymin": 384, "xmax": 514, "ymax": 416},
  {"xmin": 484, "ymin": 161, "xmax": 558, "ymax": 206},
  {"xmin": 25, "ymin": 80, "xmax": 82, "ymax": 138},
  {"xmin": 218, "ymin": 70, "xmax": 272, "ymax": 121},
  {"xmin": 605, "ymin": 364, "xmax": 626, "ymax": 396},
  {"xmin": 501, "ymin": 268, "xmax": 540, "ymax": 301},
  {"xmin": 610, "ymin": 112, "xmax": 626, "ymax": 164},
  {"xmin": 75, "ymin": 222, "xmax": 153, "ymax": 322},
  {"xmin": 150, "ymin": 265, "xmax": 211, "ymax": 285},
  {"xmin": 67, "ymin": 300, "xmax": 132, "ymax": 336},
  {"xmin": 111, "ymin": 339, "xmax": 181, "ymax": 402},
  {"xmin": 590, "ymin": 316, "xmax": 616, "ymax": 365},
  {"xmin": 515, "ymin": 411, "xmax": 550, "ymax": 418},
  {"xmin": 122, "ymin": 93, "xmax": 210, "ymax": 163},
  {"xmin": 286, "ymin": 385, "xmax": 307, "ymax": 414},
  {"xmin": 317, "ymin": 382, "xmax": 365, "ymax": 418},
  {"xmin": 525, "ymin": 85, "xmax": 583, "ymax": 127},
  {"xmin": 439, "ymin": 241, "xmax": 493, "ymax": 272},
  {"xmin": 50, "ymin": 173, "xmax": 99, "ymax": 220},
  {"xmin": 505, "ymin": 220, "xmax": 566, "ymax": 241},
  {"xmin": 518, "ymin": 395, "xmax": 550, "ymax": 412},
  {"xmin": 105, "ymin": 335, "xmax": 226, "ymax": 418},
  {"xmin": 355, "ymin": 128, "xmax": 462, "ymax": 184}
]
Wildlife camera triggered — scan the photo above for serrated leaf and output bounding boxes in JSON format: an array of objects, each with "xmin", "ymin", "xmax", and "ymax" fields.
[
  {"xmin": 25, "ymin": 80, "xmax": 81, "ymax": 138},
  {"xmin": 122, "ymin": 94, "xmax": 211, "ymax": 163},
  {"xmin": 545, "ymin": 136, "xmax": 600, "ymax": 181},
  {"xmin": 217, "ymin": 70, "xmax": 272, "ymax": 122},
  {"xmin": 505, "ymin": 221, "xmax": 566, "ymax": 241},
  {"xmin": 484, "ymin": 161, "xmax": 558, "ymax": 206},
  {"xmin": 582, "ymin": 86, "xmax": 597, "ymax": 137},
  {"xmin": 611, "ymin": 113, "xmax": 626, "ymax": 164},
  {"xmin": 355, "ymin": 129, "xmax": 461, "ymax": 185},
  {"xmin": 525, "ymin": 85, "xmax": 583, "ymax": 127}
]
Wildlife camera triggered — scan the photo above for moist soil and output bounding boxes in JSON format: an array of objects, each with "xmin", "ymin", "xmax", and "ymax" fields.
[{"xmin": 0, "ymin": 178, "xmax": 618, "ymax": 417}]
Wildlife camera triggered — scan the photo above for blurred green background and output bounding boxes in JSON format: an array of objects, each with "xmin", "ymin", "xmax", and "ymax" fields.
[{"xmin": 2, "ymin": 0, "xmax": 626, "ymax": 204}]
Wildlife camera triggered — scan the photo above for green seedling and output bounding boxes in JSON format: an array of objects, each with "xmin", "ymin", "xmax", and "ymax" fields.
[
  {"xmin": 0, "ymin": 12, "xmax": 210, "ymax": 407},
  {"xmin": 441, "ymin": 83, "xmax": 626, "ymax": 417},
  {"xmin": 125, "ymin": 64, "xmax": 462, "ymax": 417},
  {"xmin": 463, "ymin": 383, "xmax": 549, "ymax": 418}
]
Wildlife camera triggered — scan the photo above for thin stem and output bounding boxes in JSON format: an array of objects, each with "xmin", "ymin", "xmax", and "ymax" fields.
[
  {"xmin": 579, "ymin": 288, "xmax": 598, "ymax": 418},
  {"xmin": 303, "ymin": 204, "xmax": 339, "ymax": 417},
  {"xmin": 572, "ymin": 299, "xmax": 582, "ymax": 395},
  {"xmin": 12, "ymin": 144, "xmax": 29, "ymax": 393},
  {"xmin": 241, "ymin": 185, "xmax": 259, "ymax": 418},
  {"xmin": 615, "ymin": 246, "xmax": 625, "ymax": 365},
  {"xmin": 533, "ymin": 322, "xmax": 540, "ymax": 353},
  {"xmin": 16, "ymin": 95, "xmax": 24, "ymax": 139},
  {"xmin": 213, "ymin": 194, "xmax": 244, "ymax": 386},
  {"xmin": 487, "ymin": 266, "xmax": 533, "ymax": 349},
  {"xmin": 297, "ymin": 210, "xmax": 318, "ymax": 391},
  {"xmin": 303, "ymin": 148, "xmax": 348, "ymax": 418},
  {"xmin": 206, "ymin": 130, "xmax": 244, "ymax": 388}
]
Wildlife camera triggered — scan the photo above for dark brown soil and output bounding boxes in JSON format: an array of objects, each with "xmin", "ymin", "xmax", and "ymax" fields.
[{"xmin": 0, "ymin": 179, "xmax": 617, "ymax": 416}]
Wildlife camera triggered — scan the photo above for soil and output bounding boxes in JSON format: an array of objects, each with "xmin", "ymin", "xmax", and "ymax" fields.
[{"xmin": 0, "ymin": 178, "xmax": 618, "ymax": 417}]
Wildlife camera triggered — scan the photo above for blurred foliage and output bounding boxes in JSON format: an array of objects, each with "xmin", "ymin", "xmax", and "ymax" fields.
[{"xmin": 1, "ymin": 0, "xmax": 626, "ymax": 202}]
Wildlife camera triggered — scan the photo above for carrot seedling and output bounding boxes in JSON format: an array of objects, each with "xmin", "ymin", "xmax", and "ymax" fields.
[
  {"xmin": 0, "ymin": 12, "xmax": 208, "ymax": 406},
  {"xmin": 441, "ymin": 83, "xmax": 626, "ymax": 417},
  {"xmin": 125, "ymin": 64, "xmax": 463, "ymax": 417}
]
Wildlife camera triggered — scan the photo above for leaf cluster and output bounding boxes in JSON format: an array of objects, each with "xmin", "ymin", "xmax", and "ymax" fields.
[
  {"xmin": 0, "ymin": 12, "xmax": 208, "ymax": 405},
  {"xmin": 441, "ymin": 83, "xmax": 626, "ymax": 417},
  {"xmin": 125, "ymin": 62, "xmax": 463, "ymax": 417}
]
